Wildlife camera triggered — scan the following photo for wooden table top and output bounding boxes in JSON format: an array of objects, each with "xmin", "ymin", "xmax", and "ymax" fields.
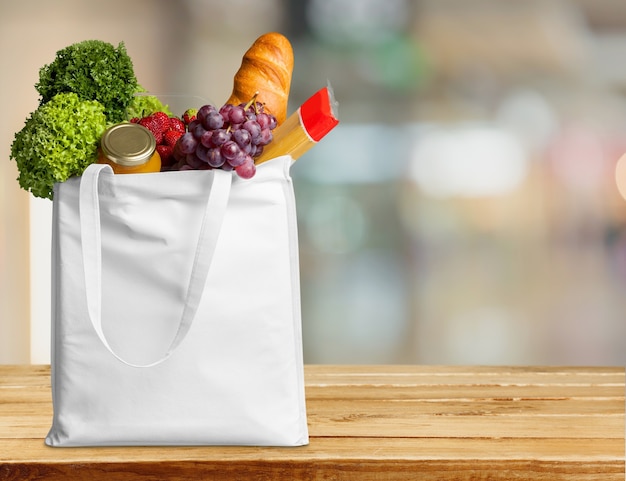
[{"xmin": 0, "ymin": 364, "xmax": 624, "ymax": 480}]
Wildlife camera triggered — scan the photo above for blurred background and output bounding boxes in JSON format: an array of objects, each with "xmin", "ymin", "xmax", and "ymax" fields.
[{"xmin": 2, "ymin": 0, "xmax": 626, "ymax": 365}]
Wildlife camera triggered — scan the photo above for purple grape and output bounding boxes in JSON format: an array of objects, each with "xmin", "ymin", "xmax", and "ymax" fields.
[
  {"xmin": 187, "ymin": 119, "xmax": 200, "ymax": 133},
  {"xmin": 256, "ymin": 113, "xmax": 271, "ymax": 130},
  {"xmin": 197, "ymin": 104, "xmax": 216, "ymax": 123},
  {"xmin": 200, "ymin": 129, "xmax": 213, "ymax": 148},
  {"xmin": 219, "ymin": 104, "xmax": 233, "ymax": 122},
  {"xmin": 243, "ymin": 120, "xmax": 261, "ymax": 143},
  {"xmin": 173, "ymin": 142, "xmax": 186, "ymax": 162},
  {"xmin": 203, "ymin": 111, "xmax": 224, "ymax": 130},
  {"xmin": 228, "ymin": 105, "xmax": 246, "ymax": 125},
  {"xmin": 233, "ymin": 128, "xmax": 251, "ymax": 148},
  {"xmin": 220, "ymin": 140, "xmax": 241, "ymax": 162},
  {"xmin": 178, "ymin": 132, "xmax": 198, "ymax": 154},
  {"xmin": 210, "ymin": 129, "xmax": 230, "ymax": 147},
  {"xmin": 258, "ymin": 128, "xmax": 273, "ymax": 146},
  {"xmin": 235, "ymin": 156, "xmax": 256, "ymax": 179},
  {"xmin": 195, "ymin": 144, "xmax": 209, "ymax": 163},
  {"xmin": 227, "ymin": 149, "xmax": 247, "ymax": 167},
  {"xmin": 249, "ymin": 144, "xmax": 258, "ymax": 157},
  {"xmin": 192, "ymin": 123, "xmax": 207, "ymax": 139},
  {"xmin": 196, "ymin": 110, "xmax": 206, "ymax": 125},
  {"xmin": 173, "ymin": 99, "xmax": 275, "ymax": 175},
  {"xmin": 185, "ymin": 152, "xmax": 204, "ymax": 169},
  {"xmin": 206, "ymin": 148, "xmax": 225, "ymax": 168}
]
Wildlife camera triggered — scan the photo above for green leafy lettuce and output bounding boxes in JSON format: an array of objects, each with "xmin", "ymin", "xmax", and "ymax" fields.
[
  {"xmin": 126, "ymin": 91, "xmax": 173, "ymax": 119},
  {"xmin": 35, "ymin": 40, "xmax": 139, "ymax": 123},
  {"xmin": 10, "ymin": 92, "xmax": 107, "ymax": 200}
]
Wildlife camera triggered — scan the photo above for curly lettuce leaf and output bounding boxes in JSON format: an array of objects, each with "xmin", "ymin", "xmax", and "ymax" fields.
[
  {"xmin": 10, "ymin": 92, "xmax": 107, "ymax": 199},
  {"xmin": 36, "ymin": 40, "xmax": 139, "ymax": 123},
  {"xmin": 126, "ymin": 92, "xmax": 174, "ymax": 119}
]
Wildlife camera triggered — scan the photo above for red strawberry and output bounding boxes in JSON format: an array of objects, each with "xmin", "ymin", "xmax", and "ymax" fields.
[
  {"xmin": 164, "ymin": 129, "xmax": 183, "ymax": 147},
  {"xmin": 157, "ymin": 144, "xmax": 174, "ymax": 166},
  {"xmin": 169, "ymin": 117, "xmax": 186, "ymax": 134},
  {"xmin": 182, "ymin": 108, "xmax": 197, "ymax": 125},
  {"xmin": 152, "ymin": 111, "xmax": 171, "ymax": 135},
  {"xmin": 138, "ymin": 116, "xmax": 163, "ymax": 144}
]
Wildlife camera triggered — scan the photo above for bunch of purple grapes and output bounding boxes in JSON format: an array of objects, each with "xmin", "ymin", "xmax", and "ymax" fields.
[{"xmin": 173, "ymin": 100, "xmax": 277, "ymax": 179}]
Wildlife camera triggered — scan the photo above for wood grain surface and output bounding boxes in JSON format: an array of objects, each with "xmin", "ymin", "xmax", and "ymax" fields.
[{"xmin": 0, "ymin": 364, "xmax": 623, "ymax": 480}]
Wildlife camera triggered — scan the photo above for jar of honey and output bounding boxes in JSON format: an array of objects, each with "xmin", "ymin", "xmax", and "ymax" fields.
[{"xmin": 98, "ymin": 123, "xmax": 161, "ymax": 174}]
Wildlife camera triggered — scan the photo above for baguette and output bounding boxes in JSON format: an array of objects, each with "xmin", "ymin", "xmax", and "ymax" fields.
[{"xmin": 226, "ymin": 32, "xmax": 294, "ymax": 125}]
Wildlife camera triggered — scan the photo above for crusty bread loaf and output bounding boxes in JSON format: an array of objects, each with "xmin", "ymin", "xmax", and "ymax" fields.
[{"xmin": 226, "ymin": 32, "xmax": 294, "ymax": 126}]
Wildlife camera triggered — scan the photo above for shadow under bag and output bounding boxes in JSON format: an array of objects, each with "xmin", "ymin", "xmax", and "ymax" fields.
[{"xmin": 46, "ymin": 156, "xmax": 309, "ymax": 447}]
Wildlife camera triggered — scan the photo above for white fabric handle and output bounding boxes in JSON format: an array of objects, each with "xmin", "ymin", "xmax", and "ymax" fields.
[{"xmin": 79, "ymin": 164, "xmax": 232, "ymax": 367}]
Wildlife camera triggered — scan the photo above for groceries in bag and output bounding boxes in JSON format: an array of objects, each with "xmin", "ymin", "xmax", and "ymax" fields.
[{"xmin": 9, "ymin": 33, "xmax": 339, "ymax": 197}]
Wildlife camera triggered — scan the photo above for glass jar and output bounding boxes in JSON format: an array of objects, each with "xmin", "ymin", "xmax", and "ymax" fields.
[{"xmin": 98, "ymin": 123, "xmax": 161, "ymax": 174}]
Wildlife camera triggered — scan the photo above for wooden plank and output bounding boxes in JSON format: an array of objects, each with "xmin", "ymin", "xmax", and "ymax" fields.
[
  {"xmin": 0, "ymin": 365, "xmax": 623, "ymax": 480},
  {"xmin": 1, "ymin": 460, "xmax": 622, "ymax": 481},
  {"xmin": 6, "ymin": 397, "xmax": 620, "ymax": 420},
  {"xmin": 0, "ymin": 438, "xmax": 623, "ymax": 481},
  {"xmin": 1, "ymin": 400, "xmax": 623, "ymax": 439},
  {"xmin": 304, "ymin": 365, "xmax": 624, "ymax": 384},
  {"xmin": 1, "ymin": 399, "xmax": 623, "ymax": 440},
  {"xmin": 0, "ymin": 390, "xmax": 51, "ymax": 405},
  {"xmin": 303, "ymin": 365, "xmax": 625, "ymax": 402},
  {"xmin": 305, "ymin": 399, "xmax": 624, "ymax": 439},
  {"xmin": 0, "ymin": 365, "xmax": 51, "ymax": 386},
  {"xmin": 304, "ymin": 364, "xmax": 626, "ymax": 382},
  {"xmin": 0, "ymin": 437, "xmax": 622, "ymax": 463},
  {"xmin": 305, "ymin": 383, "xmax": 622, "ymax": 400},
  {"xmin": 3, "ymin": 364, "xmax": 622, "ymax": 384},
  {"xmin": 307, "ymin": 397, "xmax": 624, "ymax": 416},
  {"xmin": 304, "ymin": 364, "xmax": 625, "ymax": 375}
]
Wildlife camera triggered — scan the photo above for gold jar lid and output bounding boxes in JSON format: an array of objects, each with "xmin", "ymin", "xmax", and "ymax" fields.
[{"xmin": 100, "ymin": 123, "xmax": 156, "ymax": 167}]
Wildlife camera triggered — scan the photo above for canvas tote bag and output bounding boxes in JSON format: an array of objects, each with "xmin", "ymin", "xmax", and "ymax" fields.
[{"xmin": 45, "ymin": 155, "xmax": 309, "ymax": 447}]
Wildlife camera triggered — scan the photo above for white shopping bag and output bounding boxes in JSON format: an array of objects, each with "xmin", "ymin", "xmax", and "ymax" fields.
[{"xmin": 45, "ymin": 156, "xmax": 308, "ymax": 447}]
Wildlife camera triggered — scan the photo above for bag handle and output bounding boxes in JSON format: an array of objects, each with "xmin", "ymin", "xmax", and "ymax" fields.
[{"xmin": 79, "ymin": 164, "xmax": 232, "ymax": 367}]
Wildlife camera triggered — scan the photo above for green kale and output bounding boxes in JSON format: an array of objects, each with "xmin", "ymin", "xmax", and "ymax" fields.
[
  {"xmin": 36, "ymin": 40, "xmax": 139, "ymax": 123},
  {"xmin": 10, "ymin": 92, "xmax": 107, "ymax": 200}
]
